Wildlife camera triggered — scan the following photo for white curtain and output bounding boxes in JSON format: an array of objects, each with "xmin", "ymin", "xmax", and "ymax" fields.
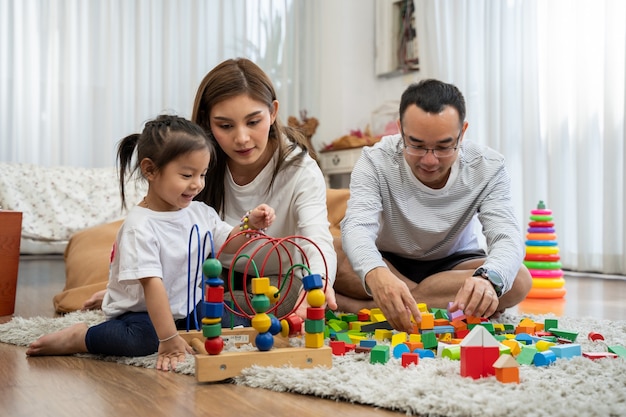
[
  {"xmin": 416, "ymin": 0, "xmax": 626, "ymax": 274},
  {"xmin": 0, "ymin": 0, "xmax": 320, "ymax": 168}
]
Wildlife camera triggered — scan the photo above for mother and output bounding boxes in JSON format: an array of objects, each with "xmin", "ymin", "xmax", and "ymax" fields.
[{"xmin": 190, "ymin": 58, "xmax": 337, "ymax": 319}]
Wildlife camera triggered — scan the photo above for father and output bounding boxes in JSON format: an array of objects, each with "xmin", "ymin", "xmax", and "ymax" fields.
[{"xmin": 334, "ymin": 79, "xmax": 531, "ymax": 332}]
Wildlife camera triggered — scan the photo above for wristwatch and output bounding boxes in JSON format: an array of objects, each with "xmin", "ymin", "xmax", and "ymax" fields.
[{"xmin": 473, "ymin": 267, "xmax": 504, "ymax": 297}]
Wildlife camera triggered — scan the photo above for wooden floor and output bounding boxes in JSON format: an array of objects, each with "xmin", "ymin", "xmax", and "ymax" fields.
[{"xmin": 1, "ymin": 256, "xmax": 625, "ymax": 417}]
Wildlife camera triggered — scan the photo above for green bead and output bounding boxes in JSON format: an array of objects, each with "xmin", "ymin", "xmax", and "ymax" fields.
[
  {"xmin": 251, "ymin": 294, "xmax": 270, "ymax": 313},
  {"xmin": 202, "ymin": 258, "xmax": 222, "ymax": 277}
]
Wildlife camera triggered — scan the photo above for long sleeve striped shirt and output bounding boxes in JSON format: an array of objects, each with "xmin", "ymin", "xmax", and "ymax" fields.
[{"xmin": 340, "ymin": 134, "xmax": 524, "ymax": 295}]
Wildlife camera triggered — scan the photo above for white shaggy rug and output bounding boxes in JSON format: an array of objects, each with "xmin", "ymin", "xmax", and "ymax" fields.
[{"xmin": 1, "ymin": 311, "xmax": 625, "ymax": 417}]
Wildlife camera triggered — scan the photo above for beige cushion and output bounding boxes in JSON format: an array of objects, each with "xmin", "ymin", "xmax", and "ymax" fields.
[{"xmin": 54, "ymin": 189, "xmax": 350, "ymax": 314}]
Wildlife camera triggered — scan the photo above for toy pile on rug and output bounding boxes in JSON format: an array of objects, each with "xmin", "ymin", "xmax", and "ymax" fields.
[{"xmin": 321, "ymin": 302, "xmax": 625, "ymax": 384}]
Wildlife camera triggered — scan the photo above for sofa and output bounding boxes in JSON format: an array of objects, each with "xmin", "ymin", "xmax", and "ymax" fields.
[
  {"xmin": 0, "ymin": 163, "xmax": 146, "ymax": 255},
  {"xmin": 52, "ymin": 187, "xmax": 350, "ymax": 313}
]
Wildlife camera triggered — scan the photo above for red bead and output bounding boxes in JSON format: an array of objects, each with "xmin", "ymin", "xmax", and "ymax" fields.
[{"xmin": 204, "ymin": 336, "xmax": 224, "ymax": 355}]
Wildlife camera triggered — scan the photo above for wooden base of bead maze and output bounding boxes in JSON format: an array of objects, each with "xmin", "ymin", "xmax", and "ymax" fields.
[{"xmin": 179, "ymin": 328, "xmax": 333, "ymax": 382}]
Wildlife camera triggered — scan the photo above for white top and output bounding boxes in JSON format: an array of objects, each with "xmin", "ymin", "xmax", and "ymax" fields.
[
  {"xmin": 102, "ymin": 201, "xmax": 233, "ymax": 319},
  {"xmin": 341, "ymin": 134, "xmax": 524, "ymax": 295},
  {"xmin": 219, "ymin": 143, "xmax": 337, "ymax": 284}
]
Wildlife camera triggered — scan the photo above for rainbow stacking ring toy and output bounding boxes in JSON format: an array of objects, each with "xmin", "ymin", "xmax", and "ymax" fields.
[{"xmin": 523, "ymin": 200, "xmax": 566, "ymax": 299}]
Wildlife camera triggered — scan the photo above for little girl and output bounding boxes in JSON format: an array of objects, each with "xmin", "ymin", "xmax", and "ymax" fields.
[{"xmin": 26, "ymin": 115, "xmax": 275, "ymax": 372}]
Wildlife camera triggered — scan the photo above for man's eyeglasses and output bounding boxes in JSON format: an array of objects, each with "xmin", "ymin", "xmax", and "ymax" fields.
[{"xmin": 402, "ymin": 130, "xmax": 462, "ymax": 158}]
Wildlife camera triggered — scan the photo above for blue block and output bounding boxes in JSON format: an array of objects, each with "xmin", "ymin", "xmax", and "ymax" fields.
[
  {"xmin": 205, "ymin": 277, "xmax": 224, "ymax": 287},
  {"xmin": 413, "ymin": 348, "xmax": 435, "ymax": 359},
  {"xmin": 302, "ymin": 274, "xmax": 323, "ymax": 291},
  {"xmin": 550, "ymin": 344, "xmax": 582, "ymax": 359},
  {"xmin": 534, "ymin": 350, "xmax": 557, "ymax": 366},
  {"xmin": 360, "ymin": 339, "xmax": 377, "ymax": 348},
  {"xmin": 202, "ymin": 301, "xmax": 224, "ymax": 318},
  {"xmin": 433, "ymin": 325, "xmax": 455, "ymax": 334},
  {"xmin": 515, "ymin": 333, "xmax": 534, "ymax": 345},
  {"xmin": 393, "ymin": 343, "xmax": 410, "ymax": 359}
]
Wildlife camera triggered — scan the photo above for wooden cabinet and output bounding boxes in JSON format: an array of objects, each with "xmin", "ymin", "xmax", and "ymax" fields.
[{"xmin": 319, "ymin": 147, "xmax": 363, "ymax": 187}]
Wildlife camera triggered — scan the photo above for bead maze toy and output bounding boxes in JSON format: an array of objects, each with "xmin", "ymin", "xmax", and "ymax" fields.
[
  {"xmin": 523, "ymin": 201, "xmax": 566, "ymax": 299},
  {"xmin": 179, "ymin": 227, "xmax": 332, "ymax": 382}
]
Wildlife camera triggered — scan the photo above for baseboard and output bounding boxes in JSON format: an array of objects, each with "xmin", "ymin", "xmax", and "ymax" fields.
[{"xmin": 564, "ymin": 270, "xmax": 626, "ymax": 281}]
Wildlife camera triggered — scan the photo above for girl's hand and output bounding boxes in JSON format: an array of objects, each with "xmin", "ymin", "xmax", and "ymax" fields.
[
  {"xmin": 249, "ymin": 204, "xmax": 276, "ymax": 230},
  {"xmin": 155, "ymin": 335, "xmax": 194, "ymax": 372}
]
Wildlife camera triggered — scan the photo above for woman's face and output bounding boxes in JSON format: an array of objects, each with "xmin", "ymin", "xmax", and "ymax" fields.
[{"xmin": 209, "ymin": 94, "xmax": 278, "ymax": 172}]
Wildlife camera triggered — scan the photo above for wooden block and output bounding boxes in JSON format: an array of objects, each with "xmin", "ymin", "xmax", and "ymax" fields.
[{"xmin": 195, "ymin": 346, "xmax": 332, "ymax": 382}]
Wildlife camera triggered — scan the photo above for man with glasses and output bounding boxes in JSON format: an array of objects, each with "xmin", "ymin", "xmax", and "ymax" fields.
[{"xmin": 334, "ymin": 79, "xmax": 531, "ymax": 333}]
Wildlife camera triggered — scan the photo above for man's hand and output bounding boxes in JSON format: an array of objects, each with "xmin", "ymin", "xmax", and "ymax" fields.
[
  {"xmin": 365, "ymin": 267, "xmax": 421, "ymax": 333},
  {"xmin": 449, "ymin": 275, "xmax": 499, "ymax": 318}
]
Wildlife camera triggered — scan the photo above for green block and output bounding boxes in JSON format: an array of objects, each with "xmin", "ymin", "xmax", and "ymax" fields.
[
  {"xmin": 335, "ymin": 332, "xmax": 352, "ymax": 343},
  {"xmin": 341, "ymin": 313, "xmax": 358, "ymax": 323},
  {"xmin": 499, "ymin": 345, "xmax": 511, "ymax": 355},
  {"xmin": 544, "ymin": 319, "xmax": 558, "ymax": 332},
  {"xmin": 328, "ymin": 319, "xmax": 349, "ymax": 331},
  {"xmin": 202, "ymin": 323, "xmax": 221, "ymax": 338},
  {"xmin": 370, "ymin": 345, "xmax": 390, "ymax": 364},
  {"xmin": 305, "ymin": 318, "xmax": 325, "ymax": 334},
  {"xmin": 325, "ymin": 310, "xmax": 339, "ymax": 321},
  {"xmin": 608, "ymin": 345, "xmax": 626, "ymax": 358},
  {"xmin": 517, "ymin": 345, "xmax": 537, "ymax": 365},
  {"xmin": 495, "ymin": 334, "xmax": 507, "ymax": 342},
  {"xmin": 539, "ymin": 335, "xmax": 557, "ymax": 343},
  {"xmin": 479, "ymin": 323, "xmax": 495, "ymax": 334},
  {"xmin": 421, "ymin": 331, "xmax": 438, "ymax": 349},
  {"xmin": 431, "ymin": 308, "xmax": 449, "ymax": 320},
  {"xmin": 548, "ymin": 328, "xmax": 578, "ymax": 342},
  {"xmin": 503, "ymin": 324, "xmax": 515, "ymax": 333}
]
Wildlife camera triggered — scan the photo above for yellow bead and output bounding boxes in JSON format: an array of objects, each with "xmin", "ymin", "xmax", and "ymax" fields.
[
  {"xmin": 307, "ymin": 288, "xmax": 326, "ymax": 308},
  {"xmin": 251, "ymin": 313, "xmax": 271, "ymax": 333},
  {"xmin": 265, "ymin": 285, "xmax": 280, "ymax": 304}
]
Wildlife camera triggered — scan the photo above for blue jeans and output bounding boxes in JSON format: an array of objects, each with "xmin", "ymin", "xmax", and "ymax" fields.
[{"xmin": 85, "ymin": 306, "xmax": 203, "ymax": 357}]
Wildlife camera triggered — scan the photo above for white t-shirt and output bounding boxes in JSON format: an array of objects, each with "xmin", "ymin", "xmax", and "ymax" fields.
[
  {"xmin": 102, "ymin": 201, "xmax": 233, "ymax": 320},
  {"xmin": 219, "ymin": 144, "xmax": 337, "ymax": 284}
]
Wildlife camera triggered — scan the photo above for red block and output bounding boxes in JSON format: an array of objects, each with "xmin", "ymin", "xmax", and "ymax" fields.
[
  {"xmin": 461, "ymin": 346, "xmax": 499, "ymax": 379},
  {"xmin": 401, "ymin": 352, "xmax": 419, "ymax": 367}
]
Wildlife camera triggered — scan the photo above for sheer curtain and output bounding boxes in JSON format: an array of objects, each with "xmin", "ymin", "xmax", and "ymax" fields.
[
  {"xmin": 415, "ymin": 0, "xmax": 626, "ymax": 274},
  {"xmin": 0, "ymin": 0, "xmax": 320, "ymax": 168}
]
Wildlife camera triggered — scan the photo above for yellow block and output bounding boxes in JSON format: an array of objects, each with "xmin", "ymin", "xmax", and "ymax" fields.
[
  {"xmin": 535, "ymin": 339, "xmax": 555, "ymax": 352},
  {"xmin": 374, "ymin": 329, "xmax": 392, "ymax": 341},
  {"xmin": 501, "ymin": 339, "xmax": 521, "ymax": 356},
  {"xmin": 305, "ymin": 332, "xmax": 325, "ymax": 348},
  {"xmin": 391, "ymin": 332, "xmax": 407, "ymax": 347}
]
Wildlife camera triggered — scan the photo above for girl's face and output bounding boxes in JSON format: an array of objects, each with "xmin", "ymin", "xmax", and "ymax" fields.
[
  {"xmin": 143, "ymin": 148, "xmax": 211, "ymax": 211},
  {"xmin": 208, "ymin": 94, "xmax": 278, "ymax": 177}
]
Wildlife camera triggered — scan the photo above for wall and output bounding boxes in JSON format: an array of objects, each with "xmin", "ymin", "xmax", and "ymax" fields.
[{"xmin": 315, "ymin": 0, "xmax": 421, "ymax": 151}]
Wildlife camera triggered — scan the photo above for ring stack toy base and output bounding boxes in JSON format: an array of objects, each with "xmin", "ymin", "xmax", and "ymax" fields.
[{"xmin": 523, "ymin": 200, "xmax": 566, "ymax": 299}]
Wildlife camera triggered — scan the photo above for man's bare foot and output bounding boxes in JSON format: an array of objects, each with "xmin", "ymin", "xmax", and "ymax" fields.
[
  {"xmin": 26, "ymin": 323, "xmax": 89, "ymax": 356},
  {"xmin": 82, "ymin": 289, "xmax": 106, "ymax": 310}
]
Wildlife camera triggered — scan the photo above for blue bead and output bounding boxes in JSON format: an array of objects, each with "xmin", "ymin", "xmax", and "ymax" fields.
[{"xmin": 255, "ymin": 332, "xmax": 274, "ymax": 351}]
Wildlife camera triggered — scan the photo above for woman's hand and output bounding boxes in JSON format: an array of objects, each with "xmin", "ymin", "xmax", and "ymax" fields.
[{"xmin": 249, "ymin": 204, "xmax": 276, "ymax": 230}]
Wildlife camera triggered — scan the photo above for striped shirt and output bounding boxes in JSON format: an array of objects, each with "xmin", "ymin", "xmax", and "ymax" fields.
[{"xmin": 340, "ymin": 134, "xmax": 523, "ymax": 295}]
